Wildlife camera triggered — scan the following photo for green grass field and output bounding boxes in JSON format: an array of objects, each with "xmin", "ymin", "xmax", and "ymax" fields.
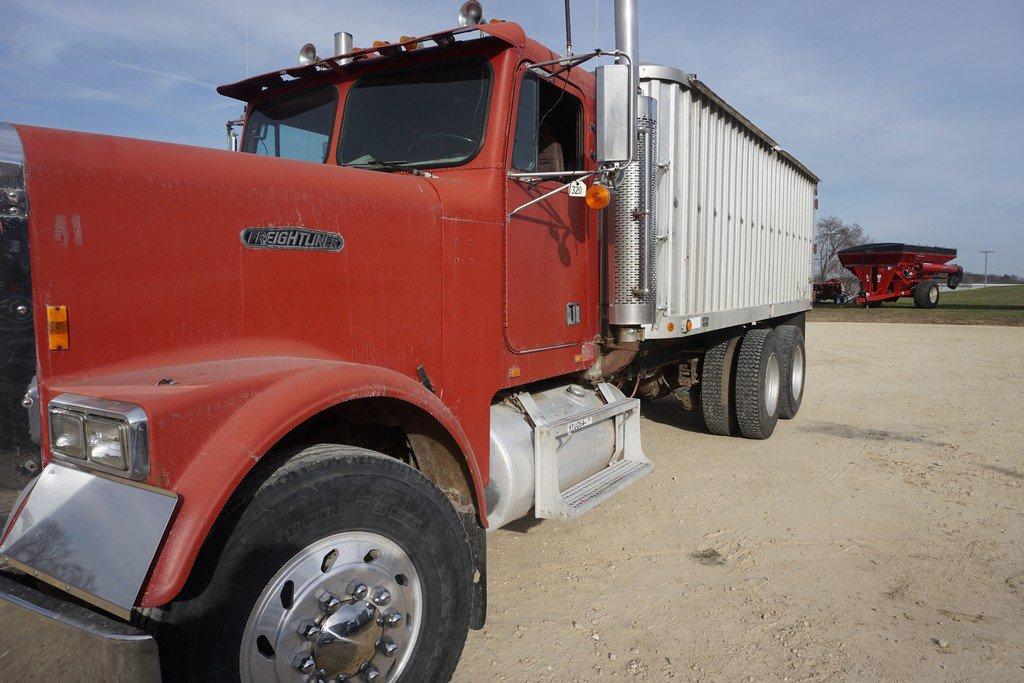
[{"xmin": 808, "ymin": 284, "xmax": 1024, "ymax": 326}]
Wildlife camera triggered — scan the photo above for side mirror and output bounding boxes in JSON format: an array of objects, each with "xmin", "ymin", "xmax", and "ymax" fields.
[{"xmin": 595, "ymin": 64, "xmax": 634, "ymax": 165}]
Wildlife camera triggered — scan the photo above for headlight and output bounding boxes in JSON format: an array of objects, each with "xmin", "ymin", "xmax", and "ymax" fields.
[
  {"xmin": 49, "ymin": 409, "xmax": 85, "ymax": 459},
  {"xmin": 84, "ymin": 416, "xmax": 129, "ymax": 470},
  {"xmin": 47, "ymin": 394, "xmax": 149, "ymax": 480}
]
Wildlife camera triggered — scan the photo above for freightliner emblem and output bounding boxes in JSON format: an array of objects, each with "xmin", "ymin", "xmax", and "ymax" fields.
[{"xmin": 240, "ymin": 227, "xmax": 344, "ymax": 252}]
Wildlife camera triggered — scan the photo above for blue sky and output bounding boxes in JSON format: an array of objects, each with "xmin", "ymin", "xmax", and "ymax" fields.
[{"xmin": 2, "ymin": 0, "xmax": 1022, "ymax": 275}]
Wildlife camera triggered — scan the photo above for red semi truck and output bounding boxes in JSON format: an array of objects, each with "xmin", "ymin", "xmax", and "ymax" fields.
[{"xmin": 0, "ymin": 2, "xmax": 818, "ymax": 679}]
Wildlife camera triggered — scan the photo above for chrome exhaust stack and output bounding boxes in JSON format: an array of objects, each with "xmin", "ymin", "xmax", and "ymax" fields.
[
  {"xmin": 334, "ymin": 31, "xmax": 354, "ymax": 65},
  {"xmin": 606, "ymin": 0, "xmax": 658, "ymax": 329},
  {"xmin": 614, "ymin": 0, "xmax": 639, "ymax": 90}
]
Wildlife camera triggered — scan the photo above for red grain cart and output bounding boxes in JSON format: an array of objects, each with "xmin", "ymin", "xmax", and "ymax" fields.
[{"xmin": 838, "ymin": 243, "xmax": 963, "ymax": 308}]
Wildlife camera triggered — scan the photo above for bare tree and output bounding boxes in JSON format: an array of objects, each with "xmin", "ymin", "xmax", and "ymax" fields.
[{"xmin": 814, "ymin": 215, "xmax": 871, "ymax": 281}]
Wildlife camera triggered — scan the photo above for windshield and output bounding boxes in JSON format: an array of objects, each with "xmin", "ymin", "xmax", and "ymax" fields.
[
  {"xmin": 338, "ymin": 61, "xmax": 491, "ymax": 169},
  {"xmin": 243, "ymin": 86, "xmax": 337, "ymax": 162}
]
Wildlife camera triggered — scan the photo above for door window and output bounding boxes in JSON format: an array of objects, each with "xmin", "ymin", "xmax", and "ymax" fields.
[{"xmin": 512, "ymin": 72, "xmax": 582, "ymax": 173}]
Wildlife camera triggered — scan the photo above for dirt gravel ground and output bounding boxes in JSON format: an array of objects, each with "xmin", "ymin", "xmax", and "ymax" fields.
[{"xmin": 455, "ymin": 322, "xmax": 1024, "ymax": 681}]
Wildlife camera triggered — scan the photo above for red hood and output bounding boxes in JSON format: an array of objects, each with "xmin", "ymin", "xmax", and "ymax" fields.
[{"xmin": 18, "ymin": 125, "xmax": 446, "ymax": 391}]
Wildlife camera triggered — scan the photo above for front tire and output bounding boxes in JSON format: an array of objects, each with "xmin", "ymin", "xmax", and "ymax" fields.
[
  {"xmin": 734, "ymin": 328, "xmax": 784, "ymax": 440},
  {"xmin": 147, "ymin": 445, "xmax": 474, "ymax": 682}
]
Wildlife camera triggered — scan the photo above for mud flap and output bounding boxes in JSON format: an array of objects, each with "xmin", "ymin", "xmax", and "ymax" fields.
[{"xmin": 459, "ymin": 511, "xmax": 487, "ymax": 630}]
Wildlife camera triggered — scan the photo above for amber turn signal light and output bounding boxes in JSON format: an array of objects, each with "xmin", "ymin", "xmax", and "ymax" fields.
[
  {"xmin": 46, "ymin": 305, "xmax": 69, "ymax": 350},
  {"xmin": 585, "ymin": 182, "xmax": 610, "ymax": 210}
]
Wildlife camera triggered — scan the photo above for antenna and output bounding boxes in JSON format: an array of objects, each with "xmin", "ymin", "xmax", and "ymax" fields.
[
  {"xmin": 244, "ymin": 0, "xmax": 250, "ymax": 76},
  {"xmin": 564, "ymin": 0, "xmax": 574, "ymax": 57}
]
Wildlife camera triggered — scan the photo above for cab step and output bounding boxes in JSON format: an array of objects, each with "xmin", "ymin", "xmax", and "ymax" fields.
[{"xmin": 517, "ymin": 383, "xmax": 653, "ymax": 521}]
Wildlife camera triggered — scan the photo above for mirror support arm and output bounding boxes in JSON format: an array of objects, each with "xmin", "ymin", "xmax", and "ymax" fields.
[{"xmin": 507, "ymin": 170, "xmax": 597, "ymax": 220}]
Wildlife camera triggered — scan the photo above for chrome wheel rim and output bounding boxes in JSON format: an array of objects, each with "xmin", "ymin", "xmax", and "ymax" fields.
[
  {"xmin": 764, "ymin": 352, "xmax": 781, "ymax": 416},
  {"xmin": 929, "ymin": 286, "xmax": 938, "ymax": 303},
  {"xmin": 791, "ymin": 345, "xmax": 804, "ymax": 402},
  {"xmin": 241, "ymin": 531, "xmax": 423, "ymax": 682}
]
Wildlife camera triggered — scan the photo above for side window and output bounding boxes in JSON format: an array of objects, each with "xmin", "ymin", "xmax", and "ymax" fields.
[
  {"xmin": 243, "ymin": 86, "xmax": 337, "ymax": 163},
  {"xmin": 511, "ymin": 71, "xmax": 582, "ymax": 173}
]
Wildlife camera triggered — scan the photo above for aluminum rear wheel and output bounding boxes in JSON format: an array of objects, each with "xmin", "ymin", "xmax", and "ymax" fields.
[
  {"xmin": 242, "ymin": 532, "xmax": 423, "ymax": 682},
  {"xmin": 764, "ymin": 353, "xmax": 780, "ymax": 417}
]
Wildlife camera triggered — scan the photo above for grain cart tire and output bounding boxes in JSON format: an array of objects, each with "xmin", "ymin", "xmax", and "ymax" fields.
[
  {"xmin": 147, "ymin": 445, "xmax": 474, "ymax": 682},
  {"xmin": 913, "ymin": 280, "xmax": 940, "ymax": 309},
  {"xmin": 734, "ymin": 328, "xmax": 784, "ymax": 440},
  {"xmin": 775, "ymin": 325, "xmax": 805, "ymax": 420},
  {"xmin": 700, "ymin": 335, "xmax": 741, "ymax": 436}
]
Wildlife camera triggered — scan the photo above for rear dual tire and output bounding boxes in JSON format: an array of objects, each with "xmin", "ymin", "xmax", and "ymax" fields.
[
  {"xmin": 702, "ymin": 326, "xmax": 801, "ymax": 439},
  {"xmin": 700, "ymin": 336, "xmax": 741, "ymax": 436},
  {"xmin": 734, "ymin": 329, "xmax": 784, "ymax": 440},
  {"xmin": 775, "ymin": 325, "xmax": 805, "ymax": 420}
]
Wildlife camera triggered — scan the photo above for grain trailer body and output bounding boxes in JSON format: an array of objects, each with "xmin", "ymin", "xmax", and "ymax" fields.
[{"xmin": 635, "ymin": 66, "xmax": 818, "ymax": 340}]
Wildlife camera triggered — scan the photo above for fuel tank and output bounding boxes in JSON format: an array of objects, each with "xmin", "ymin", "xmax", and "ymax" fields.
[{"xmin": 485, "ymin": 382, "xmax": 625, "ymax": 529}]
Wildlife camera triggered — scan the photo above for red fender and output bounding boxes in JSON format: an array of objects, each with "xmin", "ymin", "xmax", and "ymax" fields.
[{"xmin": 55, "ymin": 356, "xmax": 484, "ymax": 608}]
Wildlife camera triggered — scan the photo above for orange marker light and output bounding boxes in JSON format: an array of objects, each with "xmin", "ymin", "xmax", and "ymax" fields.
[
  {"xmin": 666, "ymin": 322, "xmax": 675, "ymax": 332},
  {"xmin": 685, "ymin": 319, "xmax": 694, "ymax": 333},
  {"xmin": 585, "ymin": 182, "xmax": 611, "ymax": 210},
  {"xmin": 46, "ymin": 305, "xmax": 69, "ymax": 350}
]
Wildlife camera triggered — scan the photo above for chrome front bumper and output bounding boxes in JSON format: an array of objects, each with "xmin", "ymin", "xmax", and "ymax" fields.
[{"xmin": 0, "ymin": 573, "xmax": 160, "ymax": 680}]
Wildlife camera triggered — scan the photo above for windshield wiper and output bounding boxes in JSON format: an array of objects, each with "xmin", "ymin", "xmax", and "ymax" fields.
[{"xmin": 343, "ymin": 156, "xmax": 433, "ymax": 177}]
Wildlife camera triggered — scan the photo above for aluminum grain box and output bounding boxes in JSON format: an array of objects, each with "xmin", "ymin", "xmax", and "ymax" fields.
[{"xmin": 639, "ymin": 65, "xmax": 819, "ymax": 338}]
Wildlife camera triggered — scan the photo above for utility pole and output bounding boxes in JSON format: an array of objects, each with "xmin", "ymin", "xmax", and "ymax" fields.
[{"xmin": 980, "ymin": 250, "xmax": 995, "ymax": 287}]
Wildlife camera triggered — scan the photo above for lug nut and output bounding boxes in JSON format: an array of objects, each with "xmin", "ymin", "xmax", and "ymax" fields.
[
  {"xmin": 371, "ymin": 587, "xmax": 391, "ymax": 607},
  {"xmin": 4, "ymin": 190, "xmax": 16, "ymax": 203},
  {"xmin": 361, "ymin": 662, "xmax": 380, "ymax": 680},
  {"xmin": 346, "ymin": 580, "xmax": 368, "ymax": 600},
  {"xmin": 21, "ymin": 395, "xmax": 33, "ymax": 408},
  {"xmin": 317, "ymin": 591, "xmax": 342, "ymax": 615},
  {"xmin": 385, "ymin": 611, "xmax": 403, "ymax": 628},
  {"xmin": 16, "ymin": 305, "xmax": 28, "ymax": 315},
  {"xmin": 297, "ymin": 619, "xmax": 320, "ymax": 642},
  {"xmin": 293, "ymin": 654, "xmax": 316, "ymax": 674},
  {"xmin": 376, "ymin": 636, "xmax": 398, "ymax": 657}
]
